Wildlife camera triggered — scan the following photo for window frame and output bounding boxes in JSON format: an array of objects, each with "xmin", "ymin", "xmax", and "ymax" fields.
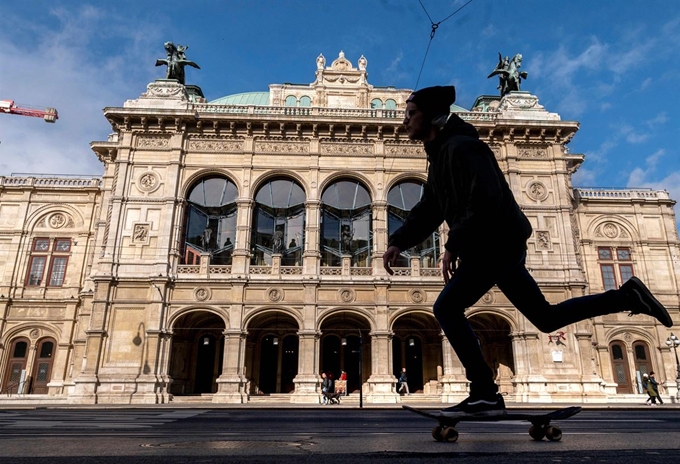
[
  {"xmin": 25, "ymin": 237, "xmax": 71, "ymax": 287},
  {"xmin": 597, "ymin": 246, "xmax": 634, "ymax": 290}
]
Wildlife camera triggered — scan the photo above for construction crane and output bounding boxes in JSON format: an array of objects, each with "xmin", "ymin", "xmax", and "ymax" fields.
[{"xmin": 0, "ymin": 100, "xmax": 58, "ymax": 123}]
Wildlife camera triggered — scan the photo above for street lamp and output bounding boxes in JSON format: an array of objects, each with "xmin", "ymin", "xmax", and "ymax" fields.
[
  {"xmin": 350, "ymin": 329, "xmax": 363, "ymax": 409},
  {"xmin": 665, "ymin": 333, "xmax": 680, "ymax": 398}
]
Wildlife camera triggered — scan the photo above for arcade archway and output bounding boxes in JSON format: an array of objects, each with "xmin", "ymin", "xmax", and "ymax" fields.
[{"xmin": 168, "ymin": 311, "xmax": 225, "ymax": 395}]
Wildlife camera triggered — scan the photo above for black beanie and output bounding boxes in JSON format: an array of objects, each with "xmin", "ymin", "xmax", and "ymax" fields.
[{"xmin": 406, "ymin": 86, "xmax": 456, "ymax": 118}]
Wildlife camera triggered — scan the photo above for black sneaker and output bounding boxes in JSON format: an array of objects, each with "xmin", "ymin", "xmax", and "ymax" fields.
[
  {"xmin": 440, "ymin": 393, "xmax": 506, "ymax": 417},
  {"xmin": 622, "ymin": 277, "xmax": 673, "ymax": 328}
]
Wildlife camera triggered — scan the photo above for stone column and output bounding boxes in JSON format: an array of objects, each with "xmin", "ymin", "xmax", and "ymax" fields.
[
  {"xmin": 291, "ymin": 330, "xmax": 321, "ymax": 403},
  {"xmin": 366, "ymin": 330, "xmax": 399, "ymax": 403},
  {"xmin": 373, "ymin": 201, "xmax": 388, "ymax": 276},
  {"xmin": 303, "ymin": 200, "xmax": 321, "ymax": 275},
  {"xmin": 214, "ymin": 329, "xmax": 247, "ymax": 403},
  {"xmin": 70, "ymin": 279, "xmax": 112, "ymax": 404},
  {"xmin": 440, "ymin": 332, "xmax": 467, "ymax": 403},
  {"xmin": 232, "ymin": 198, "xmax": 254, "ymax": 275}
]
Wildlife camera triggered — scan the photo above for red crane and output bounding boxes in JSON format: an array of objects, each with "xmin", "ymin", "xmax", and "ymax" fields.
[{"xmin": 0, "ymin": 100, "xmax": 58, "ymax": 123}]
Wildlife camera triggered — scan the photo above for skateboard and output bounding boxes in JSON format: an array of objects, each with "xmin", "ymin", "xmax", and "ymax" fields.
[{"xmin": 403, "ymin": 405, "xmax": 582, "ymax": 443}]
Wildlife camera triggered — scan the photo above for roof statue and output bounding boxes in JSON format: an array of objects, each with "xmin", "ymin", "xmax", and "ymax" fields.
[
  {"xmin": 155, "ymin": 42, "xmax": 200, "ymax": 85},
  {"xmin": 487, "ymin": 53, "xmax": 528, "ymax": 97}
]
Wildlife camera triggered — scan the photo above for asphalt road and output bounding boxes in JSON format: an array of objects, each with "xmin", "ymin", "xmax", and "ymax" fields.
[{"xmin": 1, "ymin": 406, "xmax": 679, "ymax": 463}]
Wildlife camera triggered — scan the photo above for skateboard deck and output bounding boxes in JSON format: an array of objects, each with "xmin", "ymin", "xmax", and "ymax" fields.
[{"xmin": 403, "ymin": 405, "xmax": 581, "ymax": 442}]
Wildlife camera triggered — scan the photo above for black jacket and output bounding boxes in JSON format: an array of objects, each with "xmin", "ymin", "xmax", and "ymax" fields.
[{"xmin": 389, "ymin": 114, "xmax": 532, "ymax": 258}]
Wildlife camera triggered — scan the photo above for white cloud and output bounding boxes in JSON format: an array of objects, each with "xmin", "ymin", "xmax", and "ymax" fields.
[
  {"xmin": 640, "ymin": 77, "xmax": 653, "ymax": 90},
  {"xmin": 0, "ymin": 5, "xmax": 162, "ymax": 176}
]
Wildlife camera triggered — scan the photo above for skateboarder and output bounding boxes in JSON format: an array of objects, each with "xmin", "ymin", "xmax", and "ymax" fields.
[{"xmin": 383, "ymin": 85, "xmax": 674, "ymax": 417}]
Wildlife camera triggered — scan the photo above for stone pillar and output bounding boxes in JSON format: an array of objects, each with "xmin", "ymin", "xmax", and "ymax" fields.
[
  {"xmin": 440, "ymin": 332, "xmax": 468, "ymax": 403},
  {"xmin": 341, "ymin": 255, "xmax": 351, "ymax": 275},
  {"xmin": 214, "ymin": 329, "xmax": 247, "ymax": 403},
  {"xmin": 373, "ymin": 200, "xmax": 388, "ymax": 275},
  {"xmin": 303, "ymin": 200, "xmax": 321, "ymax": 275},
  {"xmin": 271, "ymin": 254, "xmax": 281, "ymax": 275},
  {"xmin": 232, "ymin": 198, "xmax": 254, "ymax": 275},
  {"xmin": 366, "ymin": 330, "xmax": 399, "ymax": 403},
  {"xmin": 70, "ymin": 280, "xmax": 112, "ymax": 404},
  {"xmin": 291, "ymin": 330, "xmax": 321, "ymax": 403},
  {"xmin": 410, "ymin": 256, "xmax": 420, "ymax": 277}
]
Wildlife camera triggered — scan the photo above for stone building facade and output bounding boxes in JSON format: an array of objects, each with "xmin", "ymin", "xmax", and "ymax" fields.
[{"xmin": 1, "ymin": 52, "xmax": 678, "ymax": 405}]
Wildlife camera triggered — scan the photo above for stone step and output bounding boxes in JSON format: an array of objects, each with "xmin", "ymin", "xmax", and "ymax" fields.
[{"xmin": 169, "ymin": 394, "xmax": 215, "ymax": 403}]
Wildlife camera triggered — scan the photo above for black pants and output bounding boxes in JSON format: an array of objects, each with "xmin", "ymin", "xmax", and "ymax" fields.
[{"xmin": 433, "ymin": 249, "xmax": 627, "ymax": 397}]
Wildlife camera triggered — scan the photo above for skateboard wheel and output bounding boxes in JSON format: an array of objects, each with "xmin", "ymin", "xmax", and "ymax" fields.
[
  {"xmin": 432, "ymin": 426, "xmax": 444, "ymax": 441},
  {"xmin": 529, "ymin": 425, "xmax": 545, "ymax": 440},
  {"xmin": 545, "ymin": 426, "xmax": 562, "ymax": 441},
  {"xmin": 441, "ymin": 427, "xmax": 459, "ymax": 443}
]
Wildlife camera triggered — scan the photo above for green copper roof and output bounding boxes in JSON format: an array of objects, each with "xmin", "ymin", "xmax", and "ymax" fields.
[
  {"xmin": 210, "ymin": 92, "xmax": 270, "ymax": 106},
  {"xmin": 451, "ymin": 103, "xmax": 468, "ymax": 113}
]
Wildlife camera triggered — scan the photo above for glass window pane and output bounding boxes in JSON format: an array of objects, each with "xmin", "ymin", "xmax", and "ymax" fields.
[
  {"xmin": 55, "ymin": 239, "xmax": 71, "ymax": 252},
  {"xmin": 49, "ymin": 257, "xmax": 68, "ymax": 286},
  {"xmin": 299, "ymin": 96, "xmax": 311, "ymax": 107},
  {"xmin": 33, "ymin": 238, "xmax": 50, "ymax": 252},
  {"xmin": 601, "ymin": 264, "xmax": 616, "ymax": 290},
  {"xmin": 617, "ymin": 248, "xmax": 631, "ymax": 260},
  {"xmin": 285, "ymin": 95, "xmax": 297, "ymax": 106},
  {"xmin": 28, "ymin": 257, "xmax": 46, "ymax": 286},
  {"xmin": 36, "ymin": 363, "xmax": 49, "ymax": 382},
  {"xmin": 385, "ymin": 99, "xmax": 397, "ymax": 110},
  {"xmin": 371, "ymin": 98, "xmax": 383, "ymax": 109},
  {"xmin": 39, "ymin": 341, "xmax": 54, "ymax": 358},
  {"xmin": 598, "ymin": 248, "xmax": 612, "ymax": 260},
  {"xmin": 13, "ymin": 341, "xmax": 28, "ymax": 358},
  {"xmin": 202, "ymin": 178, "xmax": 227, "ymax": 206},
  {"xmin": 619, "ymin": 265, "xmax": 634, "ymax": 284},
  {"xmin": 634, "ymin": 344, "xmax": 647, "ymax": 360},
  {"xmin": 611, "ymin": 344, "xmax": 623, "ymax": 360}
]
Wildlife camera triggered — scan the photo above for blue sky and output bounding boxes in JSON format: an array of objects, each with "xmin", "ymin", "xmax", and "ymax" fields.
[{"xmin": 1, "ymin": 0, "xmax": 679, "ymax": 224}]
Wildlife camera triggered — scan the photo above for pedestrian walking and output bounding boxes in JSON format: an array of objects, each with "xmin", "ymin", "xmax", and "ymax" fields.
[
  {"xmin": 397, "ymin": 368, "xmax": 410, "ymax": 395},
  {"xmin": 649, "ymin": 371, "xmax": 664, "ymax": 405}
]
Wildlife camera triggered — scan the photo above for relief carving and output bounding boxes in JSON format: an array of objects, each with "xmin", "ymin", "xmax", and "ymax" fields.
[
  {"xmin": 408, "ymin": 289, "xmax": 426, "ymax": 304},
  {"xmin": 517, "ymin": 145, "xmax": 548, "ymax": 158},
  {"xmin": 255, "ymin": 141, "xmax": 309, "ymax": 154},
  {"xmin": 136, "ymin": 136, "xmax": 170, "ymax": 148},
  {"xmin": 49, "ymin": 213, "xmax": 67, "ymax": 229},
  {"xmin": 194, "ymin": 286, "xmax": 211, "ymax": 302},
  {"xmin": 536, "ymin": 230, "xmax": 551, "ymax": 250},
  {"xmin": 338, "ymin": 288, "xmax": 356, "ymax": 303},
  {"xmin": 189, "ymin": 139, "xmax": 243, "ymax": 152},
  {"xmin": 526, "ymin": 180, "xmax": 548, "ymax": 201},
  {"xmin": 131, "ymin": 223, "xmax": 151, "ymax": 245},
  {"xmin": 320, "ymin": 142, "xmax": 372, "ymax": 155},
  {"xmin": 137, "ymin": 172, "xmax": 160, "ymax": 192},
  {"xmin": 267, "ymin": 287, "xmax": 284, "ymax": 302}
]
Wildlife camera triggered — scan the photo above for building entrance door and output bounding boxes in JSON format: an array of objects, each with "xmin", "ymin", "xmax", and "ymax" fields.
[
  {"xmin": 610, "ymin": 341, "xmax": 632, "ymax": 394},
  {"xmin": 30, "ymin": 338, "xmax": 55, "ymax": 394},
  {"xmin": 2, "ymin": 338, "xmax": 29, "ymax": 394}
]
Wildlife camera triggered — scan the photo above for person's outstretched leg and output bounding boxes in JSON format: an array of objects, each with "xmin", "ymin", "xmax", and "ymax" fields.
[{"xmin": 495, "ymin": 253, "xmax": 670, "ymax": 332}]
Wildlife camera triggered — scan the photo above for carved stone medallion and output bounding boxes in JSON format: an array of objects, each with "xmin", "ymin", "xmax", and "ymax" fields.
[
  {"xmin": 526, "ymin": 180, "xmax": 548, "ymax": 201},
  {"xmin": 193, "ymin": 287, "xmax": 211, "ymax": 302},
  {"xmin": 29, "ymin": 328, "xmax": 41, "ymax": 339},
  {"xmin": 408, "ymin": 289, "xmax": 426, "ymax": 304},
  {"xmin": 49, "ymin": 213, "xmax": 67, "ymax": 229},
  {"xmin": 267, "ymin": 287, "xmax": 284, "ymax": 302},
  {"xmin": 337, "ymin": 288, "xmax": 356, "ymax": 303},
  {"xmin": 137, "ymin": 171, "xmax": 160, "ymax": 193}
]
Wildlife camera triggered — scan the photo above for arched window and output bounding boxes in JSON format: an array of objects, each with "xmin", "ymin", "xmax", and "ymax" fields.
[
  {"xmin": 387, "ymin": 180, "xmax": 440, "ymax": 267},
  {"xmin": 2, "ymin": 338, "xmax": 29, "ymax": 394},
  {"xmin": 371, "ymin": 98, "xmax": 383, "ymax": 109},
  {"xmin": 320, "ymin": 180, "xmax": 372, "ymax": 267},
  {"xmin": 299, "ymin": 96, "xmax": 312, "ymax": 107},
  {"xmin": 251, "ymin": 178, "xmax": 306, "ymax": 266},
  {"xmin": 385, "ymin": 99, "xmax": 397, "ymax": 110},
  {"xmin": 284, "ymin": 95, "xmax": 298, "ymax": 107},
  {"xmin": 182, "ymin": 176, "xmax": 238, "ymax": 265}
]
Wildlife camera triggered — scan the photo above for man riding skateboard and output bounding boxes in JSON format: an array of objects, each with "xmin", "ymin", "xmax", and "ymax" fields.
[{"xmin": 383, "ymin": 85, "xmax": 673, "ymax": 417}]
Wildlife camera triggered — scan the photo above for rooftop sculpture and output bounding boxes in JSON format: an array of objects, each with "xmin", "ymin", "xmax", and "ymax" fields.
[
  {"xmin": 155, "ymin": 42, "xmax": 200, "ymax": 85},
  {"xmin": 487, "ymin": 53, "xmax": 528, "ymax": 97}
]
